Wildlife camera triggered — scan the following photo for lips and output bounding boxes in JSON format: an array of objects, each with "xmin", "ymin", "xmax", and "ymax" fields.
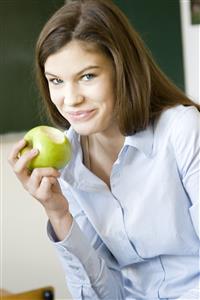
[{"xmin": 66, "ymin": 109, "xmax": 96, "ymax": 121}]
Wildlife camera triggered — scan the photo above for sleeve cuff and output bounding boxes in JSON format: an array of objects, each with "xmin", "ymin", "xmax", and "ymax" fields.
[
  {"xmin": 47, "ymin": 219, "xmax": 102, "ymax": 282},
  {"xmin": 47, "ymin": 217, "xmax": 75, "ymax": 243}
]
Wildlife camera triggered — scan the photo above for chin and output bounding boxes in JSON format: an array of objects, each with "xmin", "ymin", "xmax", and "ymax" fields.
[
  {"xmin": 72, "ymin": 126, "xmax": 94, "ymax": 135},
  {"xmin": 72, "ymin": 125, "xmax": 98, "ymax": 136}
]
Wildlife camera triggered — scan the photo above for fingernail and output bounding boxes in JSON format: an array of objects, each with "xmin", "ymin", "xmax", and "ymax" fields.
[
  {"xmin": 20, "ymin": 139, "xmax": 26, "ymax": 145},
  {"xmin": 31, "ymin": 148, "xmax": 39, "ymax": 155}
]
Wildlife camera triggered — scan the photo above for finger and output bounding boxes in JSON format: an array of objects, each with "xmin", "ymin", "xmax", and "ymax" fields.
[
  {"xmin": 37, "ymin": 176, "xmax": 57, "ymax": 202},
  {"xmin": 29, "ymin": 167, "xmax": 60, "ymax": 190},
  {"xmin": 31, "ymin": 167, "xmax": 60, "ymax": 181},
  {"xmin": 8, "ymin": 139, "xmax": 27, "ymax": 166},
  {"xmin": 14, "ymin": 148, "xmax": 39, "ymax": 175}
]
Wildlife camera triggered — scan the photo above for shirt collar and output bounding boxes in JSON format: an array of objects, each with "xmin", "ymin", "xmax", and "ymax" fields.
[
  {"xmin": 125, "ymin": 124, "xmax": 154, "ymax": 157},
  {"xmin": 66, "ymin": 124, "xmax": 154, "ymax": 158},
  {"xmin": 61, "ymin": 125, "xmax": 154, "ymax": 190}
]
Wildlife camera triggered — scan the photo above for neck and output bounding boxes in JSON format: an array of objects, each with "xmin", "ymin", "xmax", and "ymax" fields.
[
  {"xmin": 81, "ymin": 126, "xmax": 125, "ymax": 186},
  {"xmin": 89, "ymin": 126, "xmax": 125, "ymax": 161}
]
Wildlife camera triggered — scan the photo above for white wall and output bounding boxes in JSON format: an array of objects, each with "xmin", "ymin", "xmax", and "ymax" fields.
[
  {"xmin": 1, "ymin": 133, "xmax": 72, "ymax": 300},
  {"xmin": 180, "ymin": 0, "xmax": 200, "ymax": 103},
  {"xmin": 1, "ymin": 2, "xmax": 199, "ymax": 299}
]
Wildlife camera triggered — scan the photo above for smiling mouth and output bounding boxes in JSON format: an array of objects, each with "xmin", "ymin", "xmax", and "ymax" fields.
[{"xmin": 66, "ymin": 109, "xmax": 96, "ymax": 121}]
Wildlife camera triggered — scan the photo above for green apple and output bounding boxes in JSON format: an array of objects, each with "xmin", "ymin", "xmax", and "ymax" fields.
[{"xmin": 21, "ymin": 125, "xmax": 72, "ymax": 170}]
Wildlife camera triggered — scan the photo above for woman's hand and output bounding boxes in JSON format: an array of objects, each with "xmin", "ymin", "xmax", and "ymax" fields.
[{"xmin": 8, "ymin": 138, "xmax": 73, "ymax": 240}]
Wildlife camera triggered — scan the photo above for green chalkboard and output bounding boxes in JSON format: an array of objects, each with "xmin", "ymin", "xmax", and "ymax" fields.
[
  {"xmin": 0, "ymin": 0, "xmax": 64, "ymax": 134},
  {"xmin": 0, "ymin": 0, "xmax": 184, "ymax": 134},
  {"xmin": 114, "ymin": 0, "xmax": 184, "ymax": 89}
]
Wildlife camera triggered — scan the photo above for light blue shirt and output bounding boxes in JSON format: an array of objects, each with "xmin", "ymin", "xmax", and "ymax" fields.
[{"xmin": 48, "ymin": 105, "xmax": 200, "ymax": 300}]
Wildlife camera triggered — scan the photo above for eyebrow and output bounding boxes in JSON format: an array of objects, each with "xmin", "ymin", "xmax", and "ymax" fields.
[{"xmin": 44, "ymin": 65, "xmax": 100, "ymax": 77}]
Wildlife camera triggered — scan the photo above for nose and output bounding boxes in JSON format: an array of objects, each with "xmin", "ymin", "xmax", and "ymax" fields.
[{"xmin": 63, "ymin": 83, "xmax": 84, "ymax": 106}]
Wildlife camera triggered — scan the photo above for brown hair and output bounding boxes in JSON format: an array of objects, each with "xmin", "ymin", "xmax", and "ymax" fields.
[{"xmin": 35, "ymin": 0, "xmax": 199, "ymax": 135}]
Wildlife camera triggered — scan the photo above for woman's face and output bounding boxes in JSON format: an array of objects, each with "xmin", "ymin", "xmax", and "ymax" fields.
[{"xmin": 44, "ymin": 40, "xmax": 116, "ymax": 136}]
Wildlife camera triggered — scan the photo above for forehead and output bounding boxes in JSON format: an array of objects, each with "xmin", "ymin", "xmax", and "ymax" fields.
[{"xmin": 44, "ymin": 40, "xmax": 110, "ymax": 72}]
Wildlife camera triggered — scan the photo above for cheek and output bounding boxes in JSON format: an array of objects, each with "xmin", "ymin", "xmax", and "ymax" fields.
[
  {"xmin": 90, "ymin": 80, "xmax": 115, "ymax": 106},
  {"xmin": 102, "ymin": 86, "xmax": 115, "ymax": 111},
  {"xmin": 49, "ymin": 89, "xmax": 63, "ymax": 106}
]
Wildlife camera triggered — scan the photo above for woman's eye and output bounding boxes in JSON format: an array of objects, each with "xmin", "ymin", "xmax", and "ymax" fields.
[
  {"xmin": 82, "ymin": 73, "xmax": 95, "ymax": 81},
  {"xmin": 49, "ymin": 78, "xmax": 63, "ymax": 85}
]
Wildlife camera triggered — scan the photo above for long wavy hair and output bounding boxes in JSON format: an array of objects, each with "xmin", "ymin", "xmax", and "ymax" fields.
[{"xmin": 35, "ymin": 0, "xmax": 199, "ymax": 135}]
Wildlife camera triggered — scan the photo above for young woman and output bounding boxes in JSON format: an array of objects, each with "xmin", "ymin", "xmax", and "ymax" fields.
[{"xmin": 8, "ymin": 1, "xmax": 200, "ymax": 299}]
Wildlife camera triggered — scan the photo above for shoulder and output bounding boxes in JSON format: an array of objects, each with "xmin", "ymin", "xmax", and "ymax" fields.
[
  {"xmin": 166, "ymin": 105, "xmax": 199, "ymax": 141},
  {"xmin": 154, "ymin": 105, "xmax": 199, "ymax": 139},
  {"xmin": 170, "ymin": 104, "xmax": 199, "ymax": 130},
  {"xmin": 154, "ymin": 105, "xmax": 200, "ymax": 177},
  {"xmin": 155, "ymin": 104, "xmax": 199, "ymax": 127},
  {"xmin": 171, "ymin": 106, "xmax": 199, "ymax": 162},
  {"xmin": 153, "ymin": 105, "xmax": 199, "ymax": 164}
]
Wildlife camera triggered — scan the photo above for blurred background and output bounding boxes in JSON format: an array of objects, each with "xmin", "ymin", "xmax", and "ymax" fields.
[{"xmin": 0, "ymin": 0, "xmax": 199, "ymax": 299}]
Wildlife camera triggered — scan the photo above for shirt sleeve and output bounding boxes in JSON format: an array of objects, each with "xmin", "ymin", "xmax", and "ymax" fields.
[
  {"xmin": 47, "ymin": 214, "xmax": 125, "ymax": 299},
  {"xmin": 170, "ymin": 106, "xmax": 200, "ymax": 239}
]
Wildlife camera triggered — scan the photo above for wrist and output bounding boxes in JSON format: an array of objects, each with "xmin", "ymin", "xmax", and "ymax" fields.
[
  {"xmin": 46, "ymin": 208, "xmax": 70, "ymax": 222},
  {"xmin": 47, "ymin": 211, "xmax": 73, "ymax": 241}
]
